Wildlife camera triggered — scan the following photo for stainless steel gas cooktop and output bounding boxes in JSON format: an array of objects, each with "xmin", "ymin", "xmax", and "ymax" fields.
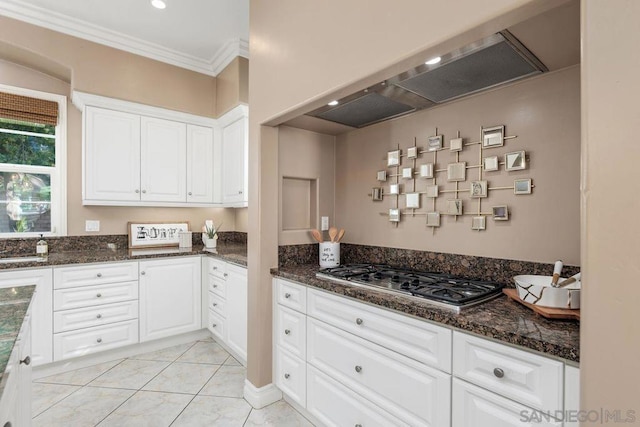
[{"xmin": 316, "ymin": 264, "xmax": 504, "ymax": 312}]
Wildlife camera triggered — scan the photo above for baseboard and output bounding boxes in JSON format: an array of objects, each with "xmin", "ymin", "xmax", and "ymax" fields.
[{"xmin": 243, "ymin": 379, "xmax": 283, "ymax": 409}]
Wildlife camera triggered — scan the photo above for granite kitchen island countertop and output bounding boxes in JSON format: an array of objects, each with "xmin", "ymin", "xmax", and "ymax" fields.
[{"xmin": 272, "ymin": 263, "xmax": 580, "ymax": 363}]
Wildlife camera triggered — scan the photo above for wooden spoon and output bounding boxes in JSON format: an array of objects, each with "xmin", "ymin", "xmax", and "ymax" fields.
[
  {"xmin": 310, "ymin": 229, "xmax": 323, "ymax": 243},
  {"xmin": 328, "ymin": 227, "xmax": 338, "ymax": 243},
  {"xmin": 336, "ymin": 228, "xmax": 345, "ymax": 242}
]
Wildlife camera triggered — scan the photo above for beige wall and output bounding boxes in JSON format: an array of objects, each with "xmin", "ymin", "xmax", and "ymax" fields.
[
  {"xmin": 581, "ymin": 0, "xmax": 640, "ymax": 417},
  {"xmin": 335, "ymin": 67, "xmax": 580, "ymax": 265},
  {"xmin": 279, "ymin": 126, "xmax": 335, "ymax": 245},
  {"xmin": 216, "ymin": 57, "xmax": 249, "ymax": 117}
]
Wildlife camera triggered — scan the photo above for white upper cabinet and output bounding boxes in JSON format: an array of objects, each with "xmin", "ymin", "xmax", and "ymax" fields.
[
  {"xmin": 85, "ymin": 107, "xmax": 141, "ymax": 202},
  {"xmin": 186, "ymin": 124, "xmax": 214, "ymax": 203},
  {"xmin": 219, "ymin": 105, "xmax": 248, "ymax": 207},
  {"xmin": 140, "ymin": 117, "xmax": 187, "ymax": 202}
]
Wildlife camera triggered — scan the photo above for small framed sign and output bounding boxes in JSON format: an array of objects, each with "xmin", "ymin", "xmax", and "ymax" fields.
[{"xmin": 128, "ymin": 221, "xmax": 190, "ymax": 248}]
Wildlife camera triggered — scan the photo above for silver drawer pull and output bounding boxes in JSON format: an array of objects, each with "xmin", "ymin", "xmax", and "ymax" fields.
[
  {"xmin": 96, "ymin": 314, "xmax": 102, "ymax": 319},
  {"xmin": 96, "ymin": 338, "xmax": 102, "ymax": 343},
  {"xmin": 188, "ymin": 192, "xmax": 193, "ymax": 195},
  {"xmin": 213, "ymin": 266, "xmax": 218, "ymax": 270},
  {"xmin": 356, "ymin": 318, "xmax": 363, "ymax": 325},
  {"xmin": 20, "ymin": 356, "xmax": 31, "ymax": 366},
  {"xmin": 213, "ymin": 303, "xmax": 218, "ymax": 307},
  {"xmin": 284, "ymin": 373, "xmax": 290, "ymax": 379},
  {"xmin": 142, "ymin": 189, "xmax": 146, "ymax": 194},
  {"xmin": 212, "ymin": 323, "xmax": 217, "ymax": 328},
  {"xmin": 213, "ymin": 284, "xmax": 218, "ymax": 288},
  {"xmin": 284, "ymin": 329, "xmax": 291, "ymax": 335},
  {"xmin": 96, "ymin": 293, "xmax": 102, "ymax": 298},
  {"xmin": 493, "ymin": 368, "xmax": 505, "ymax": 378},
  {"xmin": 141, "ymin": 271, "xmax": 146, "ymax": 275},
  {"xmin": 355, "ymin": 425, "xmax": 363, "ymax": 427},
  {"xmin": 355, "ymin": 365, "xmax": 362, "ymax": 373},
  {"xmin": 97, "ymin": 273, "xmax": 102, "ymax": 278},
  {"xmin": 135, "ymin": 189, "xmax": 140, "ymax": 193},
  {"xmin": 223, "ymin": 273, "xmax": 228, "ymax": 277},
  {"xmin": 284, "ymin": 293, "xmax": 291, "ymax": 299}
]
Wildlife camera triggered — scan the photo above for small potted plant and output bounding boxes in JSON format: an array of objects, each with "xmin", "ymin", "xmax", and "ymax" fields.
[{"xmin": 202, "ymin": 221, "xmax": 220, "ymax": 249}]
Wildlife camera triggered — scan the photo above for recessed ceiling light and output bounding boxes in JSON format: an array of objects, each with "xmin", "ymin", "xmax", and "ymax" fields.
[
  {"xmin": 327, "ymin": 100, "xmax": 339, "ymax": 106},
  {"xmin": 425, "ymin": 56, "xmax": 441, "ymax": 65},
  {"xmin": 151, "ymin": 0, "xmax": 166, "ymax": 9}
]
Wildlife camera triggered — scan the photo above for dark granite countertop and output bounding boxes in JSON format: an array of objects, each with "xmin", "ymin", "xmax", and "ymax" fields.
[
  {"xmin": 0, "ymin": 242, "xmax": 247, "ymax": 270},
  {"xmin": 0, "ymin": 285, "xmax": 35, "ymax": 396},
  {"xmin": 272, "ymin": 264, "xmax": 580, "ymax": 364}
]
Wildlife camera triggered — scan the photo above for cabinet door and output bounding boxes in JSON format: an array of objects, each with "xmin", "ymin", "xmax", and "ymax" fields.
[
  {"xmin": 0, "ymin": 269, "xmax": 53, "ymax": 366},
  {"xmin": 139, "ymin": 257, "xmax": 201, "ymax": 342},
  {"xmin": 221, "ymin": 113, "xmax": 248, "ymax": 205},
  {"xmin": 564, "ymin": 366, "xmax": 580, "ymax": 427},
  {"xmin": 225, "ymin": 264, "xmax": 247, "ymax": 362},
  {"xmin": 140, "ymin": 116, "xmax": 187, "ymax": 202},
  {"xmin": 85, "ymin": 106, "xmax": 141, "ymax": 201},
  {"xmin": 186, "ymin": 124, "xmax": 214, "ymax": 203},
  {"xmin": 17, "ymin": 315, "xmax": 32, "ymax": 427}
]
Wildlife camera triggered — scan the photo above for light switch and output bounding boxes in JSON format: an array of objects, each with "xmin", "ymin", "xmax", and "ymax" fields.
[
  {"xmin": 85, "ymin": 220, "xmax": 100, "ymax": 232},
  {"xmin": 321, "ymin": 216, "xmax": 329, "ymax": 231}
]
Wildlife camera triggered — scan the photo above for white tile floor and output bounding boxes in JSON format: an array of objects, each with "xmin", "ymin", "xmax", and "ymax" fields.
[{"xmin": 32, "ymin": 337, "xmax": 314, "ymax": 426}]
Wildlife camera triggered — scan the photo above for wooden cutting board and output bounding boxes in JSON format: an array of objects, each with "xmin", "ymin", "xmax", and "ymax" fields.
[{"xmin": 503, "ymin": 289, "xmax": 580, "ymax": 321}]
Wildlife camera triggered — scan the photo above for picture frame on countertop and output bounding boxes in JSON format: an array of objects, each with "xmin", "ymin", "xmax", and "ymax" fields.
[
  {"xmin": 407, "ymin": 146, "xmax": 419, "ymax": 159},
  {"xmin": 483, "ymin": 155, "xmax": 499, "ymax": 172},
  {"xmin": 482, "ymin": 125, "xmax": 505, "ymax": 148},
  {"xmin": 128, "ymin": 221, "xmax": 190, "ymax": 248},
  {"xmin": 471, "ymin": 216, "xmax": 486, "ymax": 231},
  {"xmin": 420, "ymin": 163, "xmax": 434, "ymax": 178},
  {"xmin": 372, "ymin": 187, "xmax": 383, "ymax": 201},
  {"xmin": 470, "ymin": 180, "xmax": 488, "ymax": 198},
  {"xmin": 387, "ymin": 150, "xmax": 401, "ymax": 166},
  {"xmin": 425, "ymin": 185, "xmax": 439, "ymax": 198},
  {"xmin": 389, "ymin": 183, "xmax": 400, "ymax": 195},
  {"xmin": 405, "ymin": 192, "xmax": 420, "ymax": 209},
  {"xmin": 505, "ymin": 150, "xmax": 527, "ymax": 171},
  {"xmin": 377, "ymin": 170, "xmax": 387, "ymax": 182},
  {"xmin": 492, "ymin": 205, "xmax": 509, "ymax": 221},
  {"xmin": 447, "ymin": 162, "xmax": 466, "ymax": 182},
  {"xmin": 426, "ymin": 212, "xmax": 441, "ymax": 227},
  {"xmin": 402, "ymin": 167, "xmax": 413, "ymax": 179},
  {"xmin": 446, "ymin": 199, "xmax": 463, "ymax": 216},
  {"xmin": 427, "ymin": 135, "xmax": 443, "ymax": 151},
  {"xmin": 449, "ymin": 137, "xmax": 463, "ymax": 152},
  {"xmin": 514, "ymin": 178, "xmax": 533, "ymax": 195},
  {"xmin": 389, "ymin": 208, "xmax": 401, "ymax": 222}
]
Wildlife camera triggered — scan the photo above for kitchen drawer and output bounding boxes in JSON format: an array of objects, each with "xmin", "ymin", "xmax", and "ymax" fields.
[
  {"xmin": 275, "ymin": 304, "xmax": 306, "ymax": 360},
  {"xmin": 307, "ymin": 364, "xmax": 409, "ymax": 427},
  {"xmin": 207, "ymin": 258, "xmax": 227, "ymax": 279},
  {"xmin": 53, "ymin": 319, "xmax": 138, "ymax": 361},
  {"xmin": 54, "ymin": 300, "xmax": 138, "ymax": 333},
  {"xmin": 54, "ymin": 281, "xmax": 138, "ymax": 311},
  {"xmin": 209, "ymin": 292, "xmax": 226, "ymax": 318},
  {"xmin": 307, "ymin": 317, "xmax": 451, "ymax": 427},
  {"xmin": 308, "ymin": 288, "xmax": 451, "ymax": 372},
  {"xmin": 208, "ymin": 275, "xmax": 227, "ymax": 299},
  {"xmin": 54, "ymin": 262, "xmax": 138, "ymax": 289},
  {"xmin": 275, "ymin": 346, "xmax": 306, "ymax": 408},
  {"xmin": 452, "ymin": 378, "xmax": 561, "ymax": 427},
  {"xmin": 453, "ymin": 331, "xmax": 563, "ymax": 412},
  {"xmin": 275, "ymin": 279, "xmax": 306, "ymax": 313},
  {"xmin": 208, "ymin": 309, "xmax": 226, "ymax": 341}
]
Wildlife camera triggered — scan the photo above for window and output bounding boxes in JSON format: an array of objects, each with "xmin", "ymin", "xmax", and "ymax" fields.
[{"xmin": 0, "ymin": 85, "xmax": 66, "ymax": 237}]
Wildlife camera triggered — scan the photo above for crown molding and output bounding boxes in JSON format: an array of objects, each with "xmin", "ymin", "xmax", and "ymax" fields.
[{"xmin": 0, "ymin": 0, "xmax": 248, "ymax": 76}]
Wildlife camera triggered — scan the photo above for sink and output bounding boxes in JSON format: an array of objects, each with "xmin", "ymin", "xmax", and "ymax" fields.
[{"xmin": 0, "ymin": 256, "xmax": 46, "ymax": 264}]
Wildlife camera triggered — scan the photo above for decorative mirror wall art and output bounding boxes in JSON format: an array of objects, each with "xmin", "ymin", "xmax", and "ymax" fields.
[
  {"xmin": 446, "ymin": 199, "xmax": 463, "ymax": 216},
  {"xmin": 483, "ymin": 156, "xmax": 499, "ymax": 172},
  {"xmin": 471, "ymin": 216, "xmax": 486, "ymax": 230},
  {"xmin": 388, "ymin": 150, "xmax": 400, "ymax": 166},
  {"xmin": 514, "ymin": 178, "xmax": 532, "ymax": 194},
  {"xmin": 428, "ymin": 135, "xmax": 443, "ymax": 151},
  {"xmin": 389, "ymin": 183, "xmax": 400, "ymax": 195},
  {"xmin": 450, "ymin": 137, "xmax": 463, "ymax": 152},
  {"xmin": 420, "ymin": 163, "xmax": 434, "ymax": 178},
  {"xmin": 426, "ymin": 212, "xmax": 441, "ymax": 227},
  {"xmin": 402, "ymin": 167, "xmax": 413, "ymax": 179},
  {"xmin": 482, "ymin": 125, "xmax": 505, "ymax": 148},
  {"xmin": 492, "ymin": 205, "xmax": 509, "ymax": 220},
  {"xmin": 377, "ymin": 170, "xmax": 387, "ymax": 181},
  {"xmin": 389, "ymin": 208, "xmax": 400, "ymax": 222},
  {"xmin": 447, "ymin": 162, "xmax": 466, "ymax": 182},
  {"xmin": 372, "ymin": 187, "xmax": 383, "ymax": 201},
  {"xmin": 407, "ymin": 146, "xmax": 419, "ymax": 159},
  {"xmin": 426, "ymin": 185, "xmax": 439, "ymax": 198},
  {"xmin": 505, "ymin": 150, "xmax": 527, "ymax": 171},
  {"xmin": 470, "ymin": 180, "xmax": 488, "ymax": 198},
  {"xmin": 406, "ymin": 193, "xmax": 420, "ymax": 209}
]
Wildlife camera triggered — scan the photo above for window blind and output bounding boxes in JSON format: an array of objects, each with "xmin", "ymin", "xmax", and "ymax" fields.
[{"xmin": 0, "ymin": 91, "xmax": 59, "ymax": 126}]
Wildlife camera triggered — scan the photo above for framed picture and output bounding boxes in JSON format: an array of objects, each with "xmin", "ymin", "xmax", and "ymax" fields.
[
  {"xmin": 492, "ymin": 205, "xmax": 509, "ymax": 220},
  {"xmin": 470, "ymin": 180, "xmax": 488, "ymax": 198},
  {"xmin": 471, "ymin": 216, "xmax": 486, "ymax": 231},
  {"xmin": 377, "ymin": 170, "xmax": 387, "ymax": 182},
  {"xmin": 483, "ymin": 156, "xmax": 499, "ymax": 172},
  {"xmin": 449, "ymin": 137, "xmax": 463, "ymax": 152},
  {"xmin": 389, "ymin": 208, "xmax": 401, "ymax": 222},
  {"xmin": 402, "ymin": 167, "xmax": 413, "ymax": 179},
  {"xmin": 406, "ymin": 192, "xmax": 420, "ymax": 209},
  {"xmin": 427, "ymin": 135, "xmax": 443, "ymax": 151},
  {"xmin": 372, "ymin": 187, "xmax": 383, "ymax": 201},
  {"xmin": 447, "ymin": 162, "xmax": 466, "ymax": 182},
  {"xmin": 389, "ymin": 183, "xmax": 400, "ymax": 195},
  {"xmin": 407, "ymin": 146, "xmax": 419, "ymax": 159},
  {"xmin": 387, "ymin": 150, "xmax": 401, "ymax": 166},
  {"xmin": 420, "ymin": 163, "xmax": 434, "ymax": 178},
  {"xmin": 505, "ymin": 150, "xmax": 527, "ymax": 171},
  {"xmin": 425, "ymin": 185, "xmax": 439, "ymax": 198},
  {"xmin": 446, "ymin": 199, "xmax": 463, "ymax": 216},
  {"xmin": 128, "ymin": 221, "xmax": 190, "ymax": 248},
  {"xmin": 514, "ymin": 178, "xmax": 532, "ymax": 195},
  {"xmin": 426, "ymin": 212, "xmax": 441, "ymax": 227},
  {"xmin": 482, "ymin": 125, "xmax": 505, "ymax": 148}
]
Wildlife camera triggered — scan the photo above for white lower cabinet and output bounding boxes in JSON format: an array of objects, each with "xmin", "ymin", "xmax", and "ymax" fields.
[
  {"xmin": 139, "ymin": 257, "xmax": 201, "ymax": 342},
  {"xmin": 275, "ymin": 346, "xmax": 306, "ymax": 407},
  {"xmin": 564, "ymin": 365, "xmax": 580, "ymax": 427},
  {"xmin": 54, "ymin": 319, "xmax": 138, "ymax": 360},
  {"xmin": 0, "ymin": 313, "xmax": 32, "ymax": 427}
]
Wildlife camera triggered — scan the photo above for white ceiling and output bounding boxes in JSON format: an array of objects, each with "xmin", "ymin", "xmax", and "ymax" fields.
[{"xmin": 0, "ymin": 0, "xmax": 249, "ymax": 76}]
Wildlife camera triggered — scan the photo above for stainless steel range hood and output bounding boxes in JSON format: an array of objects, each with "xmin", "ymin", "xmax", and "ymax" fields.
[{"xmin": 307, "ymin": 31, "xmax": 547, "ymax": 128}]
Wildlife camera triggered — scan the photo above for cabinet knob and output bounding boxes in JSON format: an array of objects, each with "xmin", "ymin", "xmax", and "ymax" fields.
[
  {"xmin": 213, "ymin": 284, "xmax": 218, "ymax": 288},
  {"xmin": 212, "ymin": 323, "xmax": 217, "ymax": 328},
  {"xmin": 142, "ymin": 190, "xmax": 147, "ymax": 194},
  {"xmin": 284, "ymin": 293, "xmax": 291, "ymax": 299},
  {"xmin": 135, "ymin": 189, "xmax": 140, "ymax": 193},
  {"xmin": 493, "ymin": 368, "xmax": 505, "ymax": 378},
  {"xmin": 284, "ymin": 373, "xmax": 290, "ymax": 379},
  {"xmin": 20, "ymin": 356, "xmax": 31, "ymax": 366},
  {"xmin": 96, "ymin": 293, "xmax": 102, "ymax": 298},
  {"xmin": 223, "ymin": 273, "xmax": 228, "ymax": 277},
  {"xmin": 141, "ymin": 271, "xmax": 146, "ymax": 275},
  {"xmin": 284, "ymin": 329, "xmax": 291, "ymax": 335},
  {"xmin": 355, "ymin": 425, "xmax": 363, "ymax": 427},
  {"xmin": 356, "ymin": 318, "xmax": 363, "ymax": 325},
  {"xmin": 212, "ymin": 303, "xmax": 217, "ymax": 307},
  {"xmin": 96, "ymin": 314, "xmax": 102, "ymax": 319},
  {"xmin": 97, "ymin": 273, "xmax": 102, "ymax": 278},
  {"xmin": 355, "ymin": 365, "xmax": 362, "ymax": 373},
  {"xmin": 213, "ymin": 266, "xmax": 218, "ymax": 270},
  {"xmin": 238, "ymin": 190, "xmax": 243, "ymax": 194},
  {"xmin": 97, "ymin": 338, "xmax": 102, "ymax": 343},
  {"xmin": 188, "ymin": 192, "xmax": 193, "ymax": 195},
  {"xmin": 4, "ymin": 422, "xmax": 12, "ymax": 427}
]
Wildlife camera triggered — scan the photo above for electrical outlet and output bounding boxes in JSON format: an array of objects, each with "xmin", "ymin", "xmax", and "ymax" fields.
[
  {"xmin": 321, "ymin": 216, "xmax": 329, "ymax": 231},
  {"xmin": 85, "ymin": 220, "xmax": 100, "ymax": 232}
]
